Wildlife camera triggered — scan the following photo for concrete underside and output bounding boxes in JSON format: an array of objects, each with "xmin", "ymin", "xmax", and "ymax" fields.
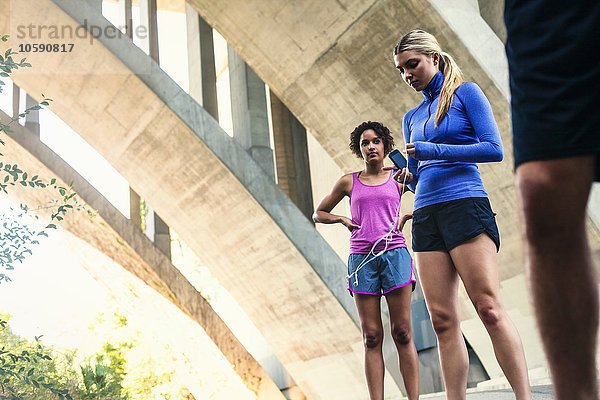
[{"xmin": 1, "ymin": 1, "xmax": 401, "ymax": 398}]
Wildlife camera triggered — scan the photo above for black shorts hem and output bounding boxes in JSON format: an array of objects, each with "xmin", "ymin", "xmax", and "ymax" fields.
[
  {"xmin": 514, "ymin": 151, "xmax": 600, "ymax": 182},
  {"xmin": 412, "ymin": 244, "xmax": 446, "ymax": 253},
  {"xmin": 514, "ymin": 148, "xmax": 600, "ymax": 168},
  {"xmin": 446, "ymin": 229, "xmax": 500, "ymax": 253}
]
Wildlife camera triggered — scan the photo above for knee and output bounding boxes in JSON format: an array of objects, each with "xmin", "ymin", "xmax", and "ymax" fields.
[
  {"xmin": 429, "ymin": 309, "xmax": 459, "ymax": 337},
  {"xmin": 518, "ymin": 170, "xmax": 584, "ymax": 244},
  {"xmin": 362, "ymin": 329, "xmax": 383, "ymax": 349},
  {"xmin": 474, "ymin": 297, "xmax": 502, "ymax": 329},
  {"xmin": 391, "ymin": 322, "xmax": 412, "ymax": 346},
  {"xmin": 519, "ymin": 179, "xmax": 559, "ymax": 232}
]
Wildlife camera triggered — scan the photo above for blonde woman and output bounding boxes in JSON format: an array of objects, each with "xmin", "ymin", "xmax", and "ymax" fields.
[{"xmin": 391, "ymin": 30, "xmax": 531, "ymax": 400}]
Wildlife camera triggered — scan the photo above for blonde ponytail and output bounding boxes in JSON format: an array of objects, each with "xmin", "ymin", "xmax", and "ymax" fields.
[
  {"xmin": 435, "ymin": 51, "xmax": 463, "ymax": 127},
  {"xmin": 393, "ymin": 30, "xmax": 464, "ymax": 127}
]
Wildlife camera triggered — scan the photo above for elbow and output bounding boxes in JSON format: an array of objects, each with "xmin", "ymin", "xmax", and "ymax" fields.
[
  {"xmin": 487, "ymin": 144, "xmax": 503, "ymax": 162},
  {"xmin": 490, "ymin": 152, "xmax": 503, "ymax": 163},
  {"xmin": 494, "ymin": 146, "xmax": 504, "ymax": 162},
  {"xmin": 312, "ymin": 211, "xmax": 320, "ymax": 223}
]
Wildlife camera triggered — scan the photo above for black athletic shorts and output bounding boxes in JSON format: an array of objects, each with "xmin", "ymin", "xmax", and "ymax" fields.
[
  {"xmin": 412, "ymin": 197, "xmax": 500, "ymax": 253},
  {"xmin": 504, "ymin": 0, "xmax": 600, "ymax": 178}
]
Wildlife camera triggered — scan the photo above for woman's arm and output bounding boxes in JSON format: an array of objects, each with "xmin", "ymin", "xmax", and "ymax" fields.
[
  {"xmin": 312, "ymin": 174, "xmax": 360, "ymax": 231},
  {"xmin": 412, "ymin": 82, "xmax": 504, "ymax": 163}
]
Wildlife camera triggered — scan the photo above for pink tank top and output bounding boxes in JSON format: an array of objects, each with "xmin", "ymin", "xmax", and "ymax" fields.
[{"xmin": 349, "ymin": 171, "xmax": 407, "ymax": 254}]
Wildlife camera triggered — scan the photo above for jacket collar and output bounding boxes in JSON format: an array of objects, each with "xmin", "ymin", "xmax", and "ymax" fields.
[{"xmin": 422, "ymin": 71, "xmax": 443, "ymax": 101}]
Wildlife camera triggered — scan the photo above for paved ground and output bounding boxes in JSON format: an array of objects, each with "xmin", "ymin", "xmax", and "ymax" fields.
[{"xmin": 421, "ymin": 383, "xmax": 555, "ymax": 399}]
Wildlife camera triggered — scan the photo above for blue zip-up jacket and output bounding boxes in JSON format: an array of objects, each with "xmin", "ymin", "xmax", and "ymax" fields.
[{"xmin": 403, "ymin": 71, "xmax": 503, "ymax": 210}]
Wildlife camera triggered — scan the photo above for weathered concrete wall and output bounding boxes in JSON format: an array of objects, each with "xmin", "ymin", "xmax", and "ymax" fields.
[{"xmin": 477, "ymin": 0, "xmax": 506, "ymax": 43}]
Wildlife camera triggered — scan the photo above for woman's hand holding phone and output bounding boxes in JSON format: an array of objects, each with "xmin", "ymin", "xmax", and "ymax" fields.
[{"xmin": 393, "ymin": 168, "xmax": 413, "ymax": 184}]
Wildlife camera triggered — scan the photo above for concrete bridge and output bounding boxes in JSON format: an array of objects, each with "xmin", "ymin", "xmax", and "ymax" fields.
[{"xmin": 2, "ymin": 0, "xmax": 599, "ymax": 398}]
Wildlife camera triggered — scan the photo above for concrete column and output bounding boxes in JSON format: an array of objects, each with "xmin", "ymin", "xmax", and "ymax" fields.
[
  {"xmin": 228, "ymin": 47, "xmax": 275, "ymax": 180},
  {"xmin": 24, "ymin": 94, "xmax": 40, "ymax": 137},
  {"xmin": 139, "ymin": 0, "xmax": 159, "ymax": 62},
  {"xmin": 121, "ymin": 0, "xmax": 141, "ymax": 234},
  {"xmin": 129, "ymin": 189, "xmax": 142, "ymax": 227},
  {"xmin": 12, "ymin": 82, "xmax": 20, "ymax": 119},
  {"xmin": 269, "ymin": 91, "xmax": 313, "ymax": 220},
  {"xmin": 185, "ymin": 4, "xmax": 219, "ymax": 120},
  {"xmin": 119, "ymin": 0, "xmax": 133, "ymax": 39},
  {"xmin": 153, "ymin": 212, "xmax": 171, "ymax": 259},
  {"xmin": 135, "ymin": 0, "xmax": 170, "ymax": 258}
]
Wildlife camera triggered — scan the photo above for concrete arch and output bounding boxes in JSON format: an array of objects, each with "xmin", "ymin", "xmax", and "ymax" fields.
[{"xmin": 1, "ymin": 112, "xmax": 289, "ymax": 399}]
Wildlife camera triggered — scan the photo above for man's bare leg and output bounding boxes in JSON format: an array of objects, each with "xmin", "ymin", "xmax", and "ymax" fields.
[{"xmin": 518, "ymin": 156, "xmax": 599, "ymax": 400}]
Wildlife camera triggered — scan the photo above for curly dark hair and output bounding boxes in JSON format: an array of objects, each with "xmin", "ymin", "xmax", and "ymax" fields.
[{"xmin": 349, "ymin": 121, "xmax": 395, "ymax": 158}]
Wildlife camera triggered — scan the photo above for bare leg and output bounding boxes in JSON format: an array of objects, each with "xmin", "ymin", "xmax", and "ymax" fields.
[
  {"xmin": 416, "ymin": 251, "xmax": 468, "ymax": 400},
  {"xmin": 518, "ymin": 156, "xmax": 599, "ymax": 400},
  {"xmin": 450, "ymin": 234, "xmax": 531, "ymax": 400},
  {"xmin": 355, "ymin": 294, "xmax": 385, "ymax": 400},
  {"xmin": 386, "ymin": 286, "xmax": 420, "ymax": 400}
]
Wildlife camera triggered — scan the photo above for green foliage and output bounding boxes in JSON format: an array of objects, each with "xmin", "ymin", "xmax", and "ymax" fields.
[
  {"xmin": 0, "ymin": 315, "xmax": 128, "ymax": 400},
  {"xmin": 77, "ymin": 350, "xmax": 128, "ymax": 400},
  {"xmin": 0, "ymin": 46, "xmax": 32, "ymax": 96},
  {"xmin": 0, "ymin": 35, "xmax": 87, "ymax": 283},
  {"xmin": 0, "ymin": 318, "xmax": 75, "ymax": 399},
  {"xmin": 84, "ymin": 311, "xmax": 192, "ymax": 400},
  {"xmin": 0, "ymin": 309, "xmax": 196, "ymax": 399},
  {"xmin": 0, "ymin": 210, "xmax": 38, "ymax": 283}
]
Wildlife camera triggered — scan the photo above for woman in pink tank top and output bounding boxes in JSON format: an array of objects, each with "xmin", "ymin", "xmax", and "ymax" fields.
[{"xmin": 313, "ymin": 121, "xmax": 419, "ymax": 400}]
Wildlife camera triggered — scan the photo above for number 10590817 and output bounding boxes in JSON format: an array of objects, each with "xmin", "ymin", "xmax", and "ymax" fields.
[{"xmin": 18, "ymin": 43, "xmax": 74, "ymax": 53}]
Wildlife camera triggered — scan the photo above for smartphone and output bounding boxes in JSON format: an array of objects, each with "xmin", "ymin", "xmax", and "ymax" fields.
[{"xmin": 388, "ymin": 149, "xmax": 407, "ymax": 170}]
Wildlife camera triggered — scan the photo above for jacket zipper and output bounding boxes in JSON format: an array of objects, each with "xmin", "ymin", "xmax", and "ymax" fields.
[{"xmin": 423, "ymin": 100, "xmax": 433, "ymax": 141}]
